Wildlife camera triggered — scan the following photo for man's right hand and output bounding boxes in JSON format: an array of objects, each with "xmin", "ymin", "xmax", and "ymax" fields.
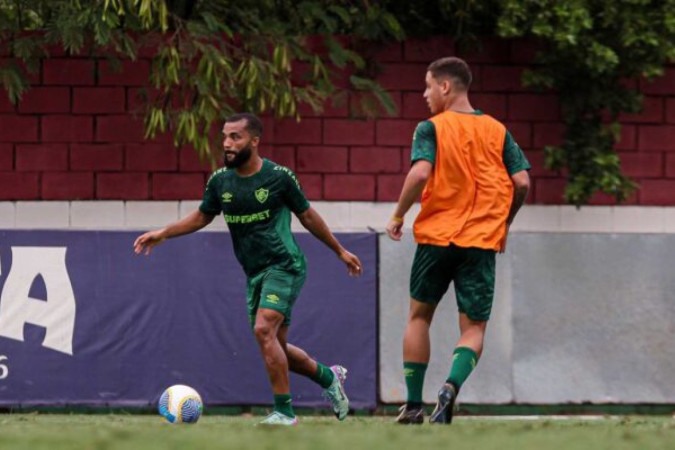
[
  {"xmin": 338, "ymin": 249, "xmax": 363, "ymax": 277},
  {"xmin": 499, "ymin": 224, "xmax": 510, "ymax": 254}
]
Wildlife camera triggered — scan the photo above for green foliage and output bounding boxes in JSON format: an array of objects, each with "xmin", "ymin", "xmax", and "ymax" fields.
[
  {"xmin": 0, "ymin": 0, "xmax": 402, "ymax": 164},
  {"xmin": 386, "ymin": 0, "xmax": 497, "ymax": 40},
  {"xmin": 2, "ymin": 1, "xmax": 674, "ymax": 204},
  {"xmin": 496, "ymin": 0, "xmax": 675, "ymax": 204},
  {"xmin": 391, "ymin": 0, "xmax": 675, "ymax": 204}
]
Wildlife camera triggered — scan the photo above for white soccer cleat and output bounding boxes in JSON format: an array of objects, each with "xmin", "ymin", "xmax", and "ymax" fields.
[
  {"xmin": 258, "ymin": 411, "xmax": 298, "ymax": 426},
  {"xmin": 323, "ymin": 365, "xmax": 349, "ymax": 421}
]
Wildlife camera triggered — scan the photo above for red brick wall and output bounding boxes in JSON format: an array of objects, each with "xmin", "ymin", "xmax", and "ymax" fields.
[{"xmin": 1, "ymin": 37, "xmax": 674, "ymax": 204}]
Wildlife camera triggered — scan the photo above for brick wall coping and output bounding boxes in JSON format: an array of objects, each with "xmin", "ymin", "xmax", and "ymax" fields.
[{"xmin": 1, "ymin": 201, "xmax": 674, "ymax": 234}]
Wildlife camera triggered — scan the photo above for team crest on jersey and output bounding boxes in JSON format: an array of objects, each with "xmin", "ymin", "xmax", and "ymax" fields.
[
  {"xmin": 221, "ymin": 192, "xmax": 233, "ymax": 203},
  {"xmin": 255, "ymin": 187, "xmax": 269, "ymax": 203}
]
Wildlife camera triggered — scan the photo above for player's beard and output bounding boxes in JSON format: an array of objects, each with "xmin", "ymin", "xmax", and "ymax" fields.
[{"xmin": 223, "ymin": 144, "xmax": 253, "ymax": 169}]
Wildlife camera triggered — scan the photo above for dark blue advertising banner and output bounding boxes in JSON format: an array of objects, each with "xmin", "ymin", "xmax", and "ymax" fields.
[{"xmin": 0, "ymin": 231, "xmax": 377, "ymax": 409}]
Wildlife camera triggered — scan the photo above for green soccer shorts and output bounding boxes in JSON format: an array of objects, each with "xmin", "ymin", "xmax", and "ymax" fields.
[
  {"xmin": 246, "ymin": 266, "xmax": 306, "ymax": 327},
  {"xmin": 409, "ymin": 243, "xmax": 496, "ymax": 321}
]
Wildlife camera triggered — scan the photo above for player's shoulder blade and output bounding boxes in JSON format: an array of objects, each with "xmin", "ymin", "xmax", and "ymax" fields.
[{"xmin": 476, "ymin": 111, "xmax": 503, "ymax": 126}]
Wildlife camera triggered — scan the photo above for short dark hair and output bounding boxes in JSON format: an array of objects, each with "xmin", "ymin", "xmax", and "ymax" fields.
[
  {"xmin": 225, "ymin": 112, "xmax": 263, "ymax": 137},
  {"xmin": 427, "ymin": 57, "xmax": 472, "ymax": 91}
]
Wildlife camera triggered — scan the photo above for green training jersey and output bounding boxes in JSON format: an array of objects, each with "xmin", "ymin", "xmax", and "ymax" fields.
[
  {"xmin": 410, "ymin": 111, "xmax": 531, "ymax": 175},
  {"xmin": 199, "ymin": 158, "xmax": 310, "ymax": 277}
]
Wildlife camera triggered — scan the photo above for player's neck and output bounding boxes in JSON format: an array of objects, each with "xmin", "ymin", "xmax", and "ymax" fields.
[
  {"xmin": 445, "ymin": 94, "xmax": 473, "ymax": 114},
  {"xmin": 235, "ymin": 155, "xmax": 264, "ymax": 177}
]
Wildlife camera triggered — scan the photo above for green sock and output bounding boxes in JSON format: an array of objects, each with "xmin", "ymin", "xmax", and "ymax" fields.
[
  {"xmin": 273, "ymin": 394, "xmax": 295, "ymax": 418},
  {"xmin": 403, "ymin": 362, "xmax": 428, "ymax": 405},
  {"xmin": 446, "ymin": 347, "xmax": 478, "ymax": 391},
  {"xmin": 310, "ymin": 362, "xmax": 335, "ymax": 389}
]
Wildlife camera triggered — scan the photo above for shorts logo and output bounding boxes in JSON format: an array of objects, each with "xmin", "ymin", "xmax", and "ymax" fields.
[
  {"xmin": 221, "ymin": 192, "xmax": 233, "ymax": 203},
  {"xmin": 255, "ymin": 188, "xmax": 269, "ymax": 204},
  {"xmin": 265, "ymin": 294, "xmax": 279, "ymax": 304}
]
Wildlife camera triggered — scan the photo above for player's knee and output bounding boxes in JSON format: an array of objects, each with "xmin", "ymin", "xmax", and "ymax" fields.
[
  {"xmin": 409, "ymin": 307, "xmax": 435, "ymax": 324},
  {"xmin": 253, "ymin": 322, "xmax": 276, "ymax": 343}
]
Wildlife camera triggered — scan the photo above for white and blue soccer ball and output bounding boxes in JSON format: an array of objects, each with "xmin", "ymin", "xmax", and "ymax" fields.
[{"xmin": 158, "ymin": 384, "xmax": 203, "ymax": 424}]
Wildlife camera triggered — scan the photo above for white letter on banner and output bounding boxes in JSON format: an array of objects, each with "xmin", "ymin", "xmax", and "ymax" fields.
[
  {"xmin": 0, "ymin": 247, "xmax": 76, "ymax": 355},
  {"xmin": 0, "ymin": 355, "xmax": 7, "ymax": 379}
]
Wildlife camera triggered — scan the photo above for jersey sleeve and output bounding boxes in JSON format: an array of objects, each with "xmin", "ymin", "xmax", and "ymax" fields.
[
  {"xmin": 281, "ymin": 168, "xmax": 310, "ymax": 214},
  {"xmin": 502, "ymin": 131, "xmax": 531, "ymax": 175},
  {"xmin": 199, "ymin": 174, "xmax": 222, "ymax": 216},
  {"xmin": 410, "ymin": 120, "xmax": 437, "ymax": 165}
]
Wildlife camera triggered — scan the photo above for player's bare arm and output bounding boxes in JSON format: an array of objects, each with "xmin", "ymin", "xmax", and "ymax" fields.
[
  {"xmin": 500, "ymin": 169, "xmax": 531, "ymax": 253},
  {"xmin": 133, "ymin": 210, "xmax": 216, "ymax": 255},
  {"xmin": 296, "ymin": 207, "xmax": 362, "ymax": 277},
  {"xmin": 506, "ymin": 170, "xmax": 530, "ymax": 224},
  {"xmin": 386, "ymin": 160, "xmax": 433, "ymax": 241}
]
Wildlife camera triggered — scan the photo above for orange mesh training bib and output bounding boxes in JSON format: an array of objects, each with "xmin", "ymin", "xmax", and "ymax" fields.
[{"xmin": 413, "ymin": 111, "xmax": 513, "ymax": 251}]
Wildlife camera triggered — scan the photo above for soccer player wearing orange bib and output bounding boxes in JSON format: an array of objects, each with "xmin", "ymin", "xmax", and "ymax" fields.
[{"xmin": 386, "ymin": 57, "xmax": 531, "ymax": 424}]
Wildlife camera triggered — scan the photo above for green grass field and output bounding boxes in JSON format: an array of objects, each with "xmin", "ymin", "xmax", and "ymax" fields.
[{"xmin": 0, "ymin": 414, "xmax": 673, "ymax": 450}]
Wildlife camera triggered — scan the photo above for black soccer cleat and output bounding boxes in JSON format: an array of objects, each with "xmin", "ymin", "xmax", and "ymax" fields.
[
  {"xmin": 429, "ymin": 383, "xmax": 456, "ymax": 424},
  {"xmin": 395, "ymin": 404, "xmax": 424, "ymax": 425}
]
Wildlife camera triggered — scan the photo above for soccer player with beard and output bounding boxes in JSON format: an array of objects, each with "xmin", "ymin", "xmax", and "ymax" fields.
[{"xmin": 134, "ymin": 112, "xmax": 361, "ymax": 426}]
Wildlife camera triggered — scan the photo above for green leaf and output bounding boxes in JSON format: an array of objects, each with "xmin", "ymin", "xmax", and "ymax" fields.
[{"xmin": 0, "ymin": 64, "xmax": 28, "ymax": 103}]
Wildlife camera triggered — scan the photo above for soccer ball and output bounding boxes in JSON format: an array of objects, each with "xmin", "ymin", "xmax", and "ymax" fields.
[{"xmin": 158, "ymin": 384, "xmax": 203, "ymax": 424}]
